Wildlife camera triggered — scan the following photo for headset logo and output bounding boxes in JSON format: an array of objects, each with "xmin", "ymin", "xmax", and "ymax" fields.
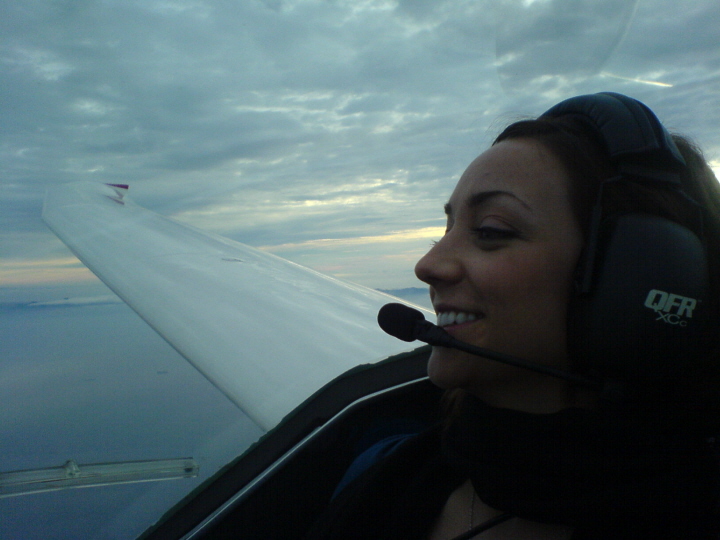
[{"xmin": 644, "ymin": 289, "xmax": 697, "ymax": 326}]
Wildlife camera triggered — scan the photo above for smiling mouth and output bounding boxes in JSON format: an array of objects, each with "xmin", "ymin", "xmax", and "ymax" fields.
[{"xmin": 436, "ymin": 311, "xmax": 483, "ymax": 327}]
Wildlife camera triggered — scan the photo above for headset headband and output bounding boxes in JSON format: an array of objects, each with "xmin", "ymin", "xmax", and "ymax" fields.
[{"xmin": 541, "ymin": 92, "xmax": 686, "ymax": 175}]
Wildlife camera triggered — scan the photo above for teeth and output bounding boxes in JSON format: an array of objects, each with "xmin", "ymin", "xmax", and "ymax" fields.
[{"xmin": 436, "ymin": 311, "xmax": 478, "ymax": 327}]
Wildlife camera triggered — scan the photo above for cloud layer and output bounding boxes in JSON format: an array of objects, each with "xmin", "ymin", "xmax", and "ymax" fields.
[{"xmin": 3, "ymin": 0, "xmax": 720, "ymax": 291}]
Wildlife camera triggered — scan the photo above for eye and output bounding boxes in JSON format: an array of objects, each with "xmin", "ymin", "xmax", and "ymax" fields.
[
  {"xmin": 472, "ymin": 226, "xmax": 517, "ymax": 241},
  {"xmin": 471, "ymin": 214, "xmax": 519, "ymax": 244}
]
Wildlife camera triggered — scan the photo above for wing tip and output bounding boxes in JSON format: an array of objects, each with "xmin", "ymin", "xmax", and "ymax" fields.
[{"xmin": 105, "ymin": 183, "xmax": 129, "ymax": 204}]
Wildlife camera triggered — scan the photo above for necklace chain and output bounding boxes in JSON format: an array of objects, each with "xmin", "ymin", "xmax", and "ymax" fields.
[{"xmin": 469, "ymin": 489, "xmax": 475, "ymax": 531}]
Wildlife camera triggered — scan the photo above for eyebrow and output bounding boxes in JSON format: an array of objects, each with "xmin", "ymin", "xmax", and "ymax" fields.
[{"xmin": 444, "ymin": 190, "xmax": 531, "ymax": 216}]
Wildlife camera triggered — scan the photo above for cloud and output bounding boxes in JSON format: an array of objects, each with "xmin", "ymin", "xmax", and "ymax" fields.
[
  {"xmin": 262, "ymin": 225, "xmax": 444, "ymax": 252},
  {"xmin": 494, "ymin": 0, "xmax": 641, "ymax": 91},
  {"xmin": 0, "ymin": 256, "xmax": 96, "ymax": 286},
  {"xmin": 3, "ymin": 0, "xmax": 720, "ymax": 295},
  {"xmin": 25, "ymin": 295, "xmax": 123, "ymax": 308}
]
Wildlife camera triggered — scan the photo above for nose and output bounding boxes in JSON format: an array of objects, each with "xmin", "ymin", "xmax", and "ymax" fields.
[{"xmin": 414, "ymin": 235, "xmax": 463, "ymax": 287}]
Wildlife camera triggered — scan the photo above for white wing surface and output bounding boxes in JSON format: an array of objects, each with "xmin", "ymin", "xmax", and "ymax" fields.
[{"xmin": 42, "ymin": 182, "xmax": 430, "ymax": 431}]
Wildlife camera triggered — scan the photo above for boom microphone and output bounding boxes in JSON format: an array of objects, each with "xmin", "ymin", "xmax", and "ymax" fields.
[{"xmin": 378, "ymin": 303, "xmax": 602, "ymax": 390}]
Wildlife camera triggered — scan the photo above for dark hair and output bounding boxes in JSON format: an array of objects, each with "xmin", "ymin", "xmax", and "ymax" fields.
[{"xmin": 492, "ymin": 115, "xmax": 720, "ymax": 436}]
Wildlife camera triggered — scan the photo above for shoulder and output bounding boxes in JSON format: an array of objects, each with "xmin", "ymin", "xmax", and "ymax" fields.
[
  {"xmin": 332, "ymin": 432, "xmax": 420, "ymax": 498},
  {"xmin": 332, "ymin": 423, "xmax": 440, "ymax": 498}
]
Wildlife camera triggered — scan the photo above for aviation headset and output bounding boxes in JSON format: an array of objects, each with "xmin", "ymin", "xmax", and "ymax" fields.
[{"xmin": 540, "ymin": 92, "xmax": 712, "ymax": 388}]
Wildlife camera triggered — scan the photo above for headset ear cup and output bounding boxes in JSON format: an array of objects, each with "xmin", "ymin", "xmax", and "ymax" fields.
[{"xmin": 569, "ymin": 213, "xmax": 710, "ymax": 388}]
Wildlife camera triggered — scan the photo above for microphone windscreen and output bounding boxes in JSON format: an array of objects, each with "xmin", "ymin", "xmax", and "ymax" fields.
[{"xmin": 377, "ymin": 303, "xmax": 426, "ymax": 342}]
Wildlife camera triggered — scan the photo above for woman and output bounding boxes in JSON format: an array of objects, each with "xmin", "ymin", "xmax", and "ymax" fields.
[{"xmin": 304, "ymin": 93, "xmax": 720, "ymax": 539}]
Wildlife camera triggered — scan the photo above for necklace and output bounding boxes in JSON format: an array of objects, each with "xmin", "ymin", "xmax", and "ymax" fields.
[{"xmin": 469, "ymin": 490, "xmax": 475, "ymax": 531}]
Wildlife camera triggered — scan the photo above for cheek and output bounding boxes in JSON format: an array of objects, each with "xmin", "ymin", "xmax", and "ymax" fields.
[
  {"xmin": 472, "ymin": 250, "xmax": 579, "ymax": 355},
  {"xmin": 472, "ymin": 251, "xmax": 576, "ymax": 305},
  {"xmin": 518, "ymin": 254, "xmax": 576, "ymax": 309}
]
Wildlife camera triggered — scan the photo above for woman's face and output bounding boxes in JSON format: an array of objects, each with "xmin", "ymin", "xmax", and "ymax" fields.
[{"xmin": 414, "ymin": 138, "xmax": 584, "ymax": 412}]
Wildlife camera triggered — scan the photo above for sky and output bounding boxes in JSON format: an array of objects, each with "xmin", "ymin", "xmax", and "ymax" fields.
[{"xmin": 3, "ymin": 0, "xmax": 720, "ymax": 299}]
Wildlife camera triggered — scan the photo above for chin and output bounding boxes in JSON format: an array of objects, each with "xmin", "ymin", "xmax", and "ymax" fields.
[
  {"xmin": 426, "ymin": 343, "xmax": 543, "ymax": 395},
  {"xmin": 426, "ymin": 346, "xmax": 479, "ymax": 390}
]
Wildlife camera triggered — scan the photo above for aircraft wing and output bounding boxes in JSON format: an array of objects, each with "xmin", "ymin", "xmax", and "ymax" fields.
[{"xmin": 42, "ymin": 182, "xmax": 431, "ymax": 432}]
